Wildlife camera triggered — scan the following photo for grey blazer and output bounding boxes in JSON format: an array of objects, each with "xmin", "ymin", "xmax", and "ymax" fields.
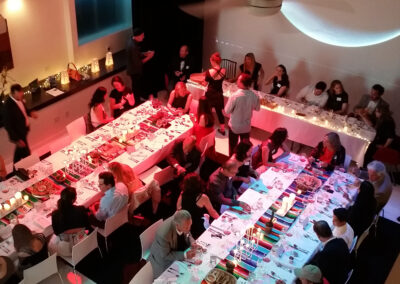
[
  {"xmin": 353, "ymin": 94, "xmax": 389, "ymax": 112},
  {"xmin": 149, "ymin": 216, "xmax": 193, "ymax": 278}
]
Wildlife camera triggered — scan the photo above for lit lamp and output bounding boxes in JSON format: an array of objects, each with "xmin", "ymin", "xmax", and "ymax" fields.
[
  {"xmin": 91, "ymin": 58, "xmax": 100, "ymax": 73},
  {"xmin": 61, "ymin": 71, "xmax": 70, "ymax": 85},
  {"xmin": 105, "ymin": 48, "xmax": 114, "ymax": 67}
]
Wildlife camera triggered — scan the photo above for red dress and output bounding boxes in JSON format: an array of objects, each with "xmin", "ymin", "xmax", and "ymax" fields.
[{"xmin": 193, "ymin": 122, "xmax": 213, "ymax": 147}]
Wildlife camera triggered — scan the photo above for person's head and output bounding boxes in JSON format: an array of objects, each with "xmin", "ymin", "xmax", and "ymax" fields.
[
  {"xmin": 197, "ymin": 96, "xmax": 214, "ymax": 125},
  {"xmin": 234, "ymin": 140, "xmax": 253, "ymax": 162},
  {"xmin": 236, "ymin": 73, "xmax": 252, "ymax": 89},
  {"xmin": 221, "ymin": 159, "xmax": 239, "ymax": 177},
  {"xmin": 294, "ymin": 265, "xmax": 323, "ymax": 284},
  {"xmin": 332, "ymin": 207, "xmax": 348, "ymax": 227},
  {"xmin": 174, "ymin": 82, "xmax": 188, "ymax": 96},
  {"xmin": 182, "ymin": 135, "xmax": 196, "ymax": 154},
  {"xmin": 370, "ymin": 84, "xmax": 384, "ymax": 101},
  {"xmin": 108, "ymin": 161, "xmax": 137, "ymax": 184},
  {"xmin": 270, "ymin": 127, "xmax": 288, "ymax": 147},
  {"xmin": 132, "ymin": 28, "xmax": 144, "ymax": 42},
  {"xmin": 179, "ymin": 45, "xmax": 189, "ymax": 58},
  {"xmin": 89, "ymin": 86, "xmax": 107, "ymax": 108},
  {"xmin": 210, "ymin": 52, "xmax": 222, "ymax": 67},
  {"xmin": 111, "ymin": 76, "xmax": 125, "ymax": 92},
  {"xmin": 244, "ymin": 53, "xmax": 256, "ymax": 68},
  {"xmin": 181, "ymin": 173, "xmax": 202, "ymax": 198},
  {"xmin": 57, "ymin": 187, "xmax": 77, "ymax": 213},
  {"xmin": 314, "ymin": 81, "xmax": 327, "ymax": 96},
  {"xmin": 12, "ymin": 224, "xmax": 33, "ymax": 251},
  {"xmin": 313, "ymin": 220, "xmax": 333, "ymax": 241},
  {"xmin": 329, "ymin": 80, "xmax": 344, "ymax": 95},
  {"xmin": 173, "ymin": 210, "xmax": 192, "ymax": 234},
  {"xmin": 323, "ymin": 132, "xmax": 341, "ymax": 152},
  {"xmin": 276, "ymin": 64, "xmax": 287, "ymax": 77},
  {"xmin": 375, "ymin": 104, "xmax": 392, "ymax": 120},
  {"xmin": 10, "ymin": 84, "xmax": 24, "ymax": 101},
  {"xmin": 98, "ymin": 171, "xmax": 115, "ymax": 192},
  {"xmin": 367, "ymin": 160, "xmax": 386, "ymax": 182}
]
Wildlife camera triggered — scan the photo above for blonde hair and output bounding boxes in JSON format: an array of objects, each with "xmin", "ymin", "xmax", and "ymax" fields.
[
  {"xmin": 243, "ymin": 53, "xmax": 256, "ymax": 73},
  {"xmin": 108, "ymin": 162, "xmax": 142, "ymax": 194}
]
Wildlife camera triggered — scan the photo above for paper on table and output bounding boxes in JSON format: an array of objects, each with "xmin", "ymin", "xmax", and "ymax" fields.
[{"xmin": 46, "ymin": 88, "xmax": 64, "ymax": 97}]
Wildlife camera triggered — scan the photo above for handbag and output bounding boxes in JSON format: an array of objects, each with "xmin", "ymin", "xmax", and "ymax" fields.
[{"xmin": 67, "ymin": 62, "xmax": 82, "ymax": 81}]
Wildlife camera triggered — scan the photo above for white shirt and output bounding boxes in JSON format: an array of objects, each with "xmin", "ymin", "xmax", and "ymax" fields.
[
  {"xmin": 96, "ymin": 182, "xmax": 129, "ymax": 221},
  {"xmin": 366, "ymin": 100, "xmax": 378, "ymax": 114},
  {"xmin": 333, "ymin": 223, "xmax": 354, "ymax": 249},
  {"xmin": 296, "ymin": 85, "xmax": 328, "ymax": 108},
  {"xmin": 10, "ymin": 95, "xmax": 29, "ymax": 127}
]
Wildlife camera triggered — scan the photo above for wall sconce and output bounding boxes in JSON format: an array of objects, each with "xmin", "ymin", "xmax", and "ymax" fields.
[
  {"xmin": 7, "ymin": 0, "xmax": 23, "ymax": 12},
  {"xmin": 105, "ymin": 48, "xmax": 113, "ymax": 67},
  {"xmin": 61, "ymin": 71, "xmax": 70, "ymax": 85},
  {"xmin": 91, "ymin": 58, "xmax": 100, "ymax": 73}
]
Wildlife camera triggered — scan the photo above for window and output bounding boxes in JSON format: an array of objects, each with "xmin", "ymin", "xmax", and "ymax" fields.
[{"xmin": 75, "ymin": 0, "xmax": 132, "ymax": 45}]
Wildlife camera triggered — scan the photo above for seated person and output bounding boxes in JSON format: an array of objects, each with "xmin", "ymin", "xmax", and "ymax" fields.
[
  {"xmin": 232, "ymin": 141, "xmax": 259, "ymax": 191},
  {"xmin": 0, "ymin": 255, "xmax": 18, "ymax": 283},
  {"xmin": 167, "ymin": 82, "xmax": 192, "ymax": 115},
  {"xmin": 308, "ymin": 132, "xmax": 345, "ymax": 171},
  {"xmin": 310, "ymin": 221, "xmax": 350, "ymax": 284},
  {"xmin": 265, "ymin": 64, "xmax": 289, "ymax": 97},
  {"xmin": 149, "ymin": 210, "xmax": 202, "ymax": 278},
  {"xmin": 12, "ymin": 224, "xmax": 48, "ymax": 274},
  {"xmin": 177, "ymin": 173, "xmax": 219, "ymax": 239},
  {"xmin": 89, "ymin": 87, "xmax": 113, "ymax": 129},
  {"xmin": 167, "ymin": 135, "xmax": 201, "ymax": 176},
  {"xmin": 167, "ymin": 45, "xmax": 193, "ymax": 91},
  {"xmin": 367, "ymin": 161, "xmax": 392, "ymax": 212},
  {"xmin": 332, "ymin": 208, "xmax": 354, "ymax": 249},
  {"xmin": 324, "ymin": 80, "xmax": 348, "ymax": 115},
  {"xmin": 108, "ymin": 162, "xmax": 160, "ymax": 215},
  {"xmin": 343, "ymin": 180, "xmax": 377, "ymax": 237},
  {"xmin": 0, "ymin": 154, "xmax": 6, "ymax": 181},
  {"xmin": 252, "ymin": 127, "xmax": 290, "ymax": 171},
  {"xmin": 109, "ymin": 76, "xmax": 135, "ymax": 119},
  {"xmin": 207, "ymin": 159, "xmax": 251, "ymax": 212},
  {"xmin": 90, "ymin": 172, "xmax": 129, "ymax": 227},
  {"xmin": 193, "ymin": 96, "xmax": 215, "ymax": 148},
  {"xmin": 49, "ymin": 187, "xmax": 91, "ymax": 256},
  {"xmin": 292, "ymin": 264, "xmax": 326, "ymax": 284},
  {"xmin": 296, "ymin": 81, "xmax": 328, "ymax": 108},
  {"xmin": 353, "ymin": 84, "xmax": 388, "ymax": 126}
]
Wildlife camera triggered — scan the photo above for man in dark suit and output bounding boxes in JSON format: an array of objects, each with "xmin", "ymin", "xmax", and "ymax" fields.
[
  {"xmin": 167, "ymin": 135, "xmax": 201, "ymax": 176},
  {"xmin": 149, "ymin": 210, "xmax": 201, "ymax": 279},
  {"xmin": 309, "ymin": 220, "xmax": 350, "ymax": 284},
  {"xmin": 3, "ymin": 84, "xmax": 38, "ymax": 167},
  {"xmin": 167, "ymin": 45, "xmax": 194, "ymax": 91}
]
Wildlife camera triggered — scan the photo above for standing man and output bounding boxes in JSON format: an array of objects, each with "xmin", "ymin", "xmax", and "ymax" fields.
[
  {"xmin": 167, "ymin": 45, "xmax": 193, "ymax": 91},
  {"xmin": 126, "ymin": 28, "xmax": 155, "ymax": 105},
  {"xmin": 224, "ymin": 73, "xmax": 260, "ymax": 156},
  {"xmin": 3, "ymin": 84, "xmax": 38, "ymax": 168}
]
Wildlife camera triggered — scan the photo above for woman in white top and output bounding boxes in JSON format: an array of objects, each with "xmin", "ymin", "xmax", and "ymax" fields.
[{"xmin": 89, "ymin": 87, "xmax": 113, "ymax": 129}]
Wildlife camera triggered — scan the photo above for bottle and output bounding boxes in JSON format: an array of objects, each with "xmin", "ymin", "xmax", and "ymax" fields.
[{"xmin": 265, "ymin": 210, "xmax": 275, "ymax": 234}]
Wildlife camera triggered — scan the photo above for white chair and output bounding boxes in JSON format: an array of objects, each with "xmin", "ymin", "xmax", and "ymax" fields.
[
  {"xmin": 349, "ymin": 235, "xmax": 358, "ymax": 253},
  {"xmin": 355, "ymin": 214, "xmax": 377, "ymax": 256},
  {"xmin": 139, "ymin": 219, "xmax": 163, "ymax": 260},
  {"xmin": 97, "ymin": 205, "xmax": 129, "ymax": 253},
  {"xmin": 49, "ymin": 135, "xmax": 72, "ymax": 154},
  {"xmin": 139, "ymin": 165, "xmax": 162, "ymax": 185},
  {"xmin": 153, "ymin": 166, "xmax": 175, "ymax": 186},
  {"xmin": 198, "ymin": 129, "xmax": 216, "ymax": 155},
  {"xmin": 59, "ymin": 228, "xmax": 102, "ymax": 283},
  {"xmin": 129, "ymin": 261, "xmax": 153, "ymax": 284},
  {"xmin": 66, "ymin": 116, "xmax": 86, "ymax": 141},
  {"xmin": 15, "ymin": 153, "xmax": 40, "ymax": 170},
  {"xmin": 344, "ymin": 154, "xmax": 352, "ymax": 171},
  {"xmin": 20, "ymin": 253, "xmax": 63, "ymax": 284}
]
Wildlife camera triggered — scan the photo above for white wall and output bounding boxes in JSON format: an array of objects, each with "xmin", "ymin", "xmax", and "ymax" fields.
[{"xmin": 201, "ymin": 2, "xmax": 400, "ymax": 131}]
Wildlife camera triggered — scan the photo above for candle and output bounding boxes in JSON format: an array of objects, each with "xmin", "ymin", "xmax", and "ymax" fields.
[
  {"xmin": 4, "ymin": 204, "xmax": 10, "ymax": 211},
  {"xmin": 15, "ymin": 192, "xmax": 22, "ymax": 199},
  {"xmin": 23, "ymin": 195, "xmax": 29, "ymax": 201},
  {"xmin": 0, "ymin": 204, "xmax": 2, "ymax": 211},
  {"xmin": 91, "ymin": 58, "xmax": 100, "ymax": 73},
  {"xmin": 297, "ymin": 189, "xmax": 302, "ymax": 195},
  {"xmin": 60, "ymin": 71, "xmax": 70, "ymax": 85},
  {"xmin": 10, "ymin": 198, "xmax": 16, "ymax": 206}
]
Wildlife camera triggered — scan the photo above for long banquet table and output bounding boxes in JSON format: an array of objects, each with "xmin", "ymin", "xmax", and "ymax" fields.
[
  {"xmin": 186, "ymin": 80, "xmax": 375, "ymax": 165},
  {"xmin": 0, "ymin": 100, "xmax": 193, "ymax": 260},
  {"xmin": 156, "ymin": 153, "xmax": 358, "ymax": 284}
]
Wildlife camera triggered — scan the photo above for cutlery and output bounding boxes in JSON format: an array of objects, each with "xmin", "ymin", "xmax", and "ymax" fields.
[
  {"xmin": 210, "ymin": 225, "xmax": 226, "ymax": 235},
  {"xmin": 289, "ymin": 244, "xmax": 309, "ymax": 254},
  {"xmin": 276, "ymin": 262, "xmax": 292, "ymax": 273}
]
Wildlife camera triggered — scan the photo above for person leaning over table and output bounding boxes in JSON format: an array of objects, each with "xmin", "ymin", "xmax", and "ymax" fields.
[
  {"xmin": 109, "ymin": 75, "xmax": 135, "ymax": 119},
  {"xmin": 296, "ymin": 81, "xmax": 328, "ymax": 108},
  {"xmin": 207, "ymin": 159, "xmax": 251, "ymax": 213},
  {"xmin": 252, "ymin": 127, "xmax": 290, "ymax": 172},
  {"xmin": 324, "ymin": 80, "xmax": 348, "ymax": 115},
  {"xmin": 167, "ymin": 135, "xmax": 201, "ymax": 177},
  {"xmin": 231, "ymin": 140, "xmax": 259, "ymax": 191},
  {"xmin": 332, "ymin": 207, "xmax": 354, "ymax": 249},
  {"xmin": 89, "ymin": 86, "xmax": 113, "ymax": 130},
  {"xmin": 167, "ymin": 81, "xmax": 192, "ymax": 115},
  {"xmin": 308, "ymin": 132, "xmax": 346, "ymax": 171},
  {"xmin": 3, "ymin": 84, "xmax": 38, "ymax": 167},
  {"xmin": 149, "ymin": 210, "xmax": 204, "ymax": 279},
  {"xmin": 265, "ymin": 64, "xmax": 290, "ymax": 97},
  {"xmin": 230, "ymin": 52, "xmax": 264, "ymax": 91},
  {"xmin": 367, "ymin": 161, "xmax": 392, "ymax": 212},
  {"xmin": 309, "ymin": 221, "xmax": 350, "ymax": 284}
]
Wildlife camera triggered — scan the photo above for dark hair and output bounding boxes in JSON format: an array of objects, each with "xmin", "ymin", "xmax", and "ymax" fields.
[
  {"xmin": 10, "ymin": 84, "xmax": 23, "ymax": 94},
  {"xmin": 313, "ymin": 220, "xmax": 332, "ymax": 238},
  {"xmin": 325, "ymin": 132, "xmax": 342, "ymax": 152},
  {"xmin": 333, "ymin": 207, "xmax": 348, "ymax": 222},
  {"xmin": 315, "ymin": 81, "xmax": 327, "ymax": 91},
  {"xmin": 222, "ymin": 159, "xmax": 237, "ymax": 171},
  {"xmin": 133, "ymin": 27, "xmax": 144, "ymax": 37},
  {"xmin": 234, "ymin": 140, "xmax": 253, "ymax": 162},
  {"xmin": 270, "ymin": 127, "xmax": 288, "ymax": 147},
  {"xmin": 181, "ymin": 173, "xmax": 203, "ymax": 200},
  {"xmin": 239, "ymin": 73, "xmax": 252, "ymax": 88},
  {"xmin": 356, "ymin": 181, "xmax": 376, "ymax": 209},
  {"xmin": 111, "ymin": 76, "xmax": 125, "ymax": 87},
  {"xmin": 12, "ymin": 224, "xmax": 34, "ymax": 252},
  {"xmin": 99, "ymin": 171, "xmax": 115, "ymax": 187},
  {"xmin": 277, "ymin": 64, "xmax": 290, "ymax": 87},
  {"xmin": 372, "ymin": 84, "xmax": 384, "ymax": 96},
  {"xmin": 197, "ymin": 96, "xmax": 214, "ymax": 127},
  {"xmin": 57, "ymin": 187, "xmax": 77, "ymax": 216},
  {"xmin": 210, "ymin": 52, "xmax": 222, "ymax": 65},
  {"xmin": 328, "ymin": 80, "xmax": 345, "ymax": 95},
  {"xmin": 89, "ymin": 87, "xmax": 107, "ymax": 108}
]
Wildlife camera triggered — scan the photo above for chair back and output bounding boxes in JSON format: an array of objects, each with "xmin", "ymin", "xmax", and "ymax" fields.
[
  {"xmin": 101, "ymin": 204, "xmax": 129, "ymax": 237},
  {"xmin": 15, "ymin": 154, "xmax": 40, "ymax": 170},
  {"xmin": 221, "ymin": 59, "xmax": 237, "ymax": 80},
  {"xmin": 198, "ymin": 129, "xmax": 216, "ymax": 155},
  {"xmin": 349, "ymin": 235, "xmax": 358, "ymax": 253},
  {"xmin": 129, "ymin": 261, "xmax": 153, "ymax": 284},
  {"xmin": 139, "ymin": 219, "xmax": 163, "ymax": 260},
  {"xmin": 66, "ymin": 116, "xmax": 86, "ymax": 141},
  {"xmin": 154, "ymin": 166, "xmax": 174, "ymax": 186},
  {"xmin": 22, "ymin": 253, "xmax": 59, "ymax": 284},
  {"xmin": 344, "ymin": 154, "xmax": 352, "ymax": 171},
  {"xmin": 69, "ymin": 228, "xmax": 99, "ymax": 266}
]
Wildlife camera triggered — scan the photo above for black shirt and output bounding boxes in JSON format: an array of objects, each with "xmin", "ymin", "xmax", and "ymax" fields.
[
  {"xmin": 325, "ymin": 91, "xmax": 348, "ymax": 112},
  {"xmin": 51, "ymin": 205, "xmax": 90, "ymax": 235},
  {"xmin": 270, "ymin": 76, "xmax": 289, "ymax": 96},
  {"xmin": 169, "ymin": 55, "xmax": 194, "ymax": 83},
  {"xmin": 374, "ymin": 117, "xmax": 396, "ymax": 145},
  {"xmin": 126, "ymin": 37, "xmax": 143, "ymax": 76},
  {"xmin": 239, "ymin": 62, "xmax": 262, "ymax": 90},
  {"xmin": 109, "ymin": 87, "xmax": 134, "ymax": 118}
]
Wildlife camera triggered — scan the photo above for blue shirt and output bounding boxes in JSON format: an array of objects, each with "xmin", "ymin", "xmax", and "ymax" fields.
[{"xmin": 96, "ymin": 182, "xmax": 129, "ymax": 221}]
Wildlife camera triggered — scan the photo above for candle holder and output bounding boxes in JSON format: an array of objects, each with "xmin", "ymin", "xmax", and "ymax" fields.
[
  {"xmin": 60, "ymin": 71, "xmax": 70, "ymax": 85},
  {"xmin": 0, "ymin": 192, "xmax": 30, "ymax": 219},
  {"xmin": 91, "ymin": 58, "xmax": 100, "ymax": 73}
]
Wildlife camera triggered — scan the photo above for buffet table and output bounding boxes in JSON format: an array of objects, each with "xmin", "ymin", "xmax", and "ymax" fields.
[
  {"xmin": 0, "ymin": 100, "xmax": 193, "ymax": 259},
  {"xmin": 186, "ymin": 80, "xmax": 375, "ymax": 165},
  {"xmin": 156, "ymin": 153, "xmax": 358, "ymax": 284}
]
